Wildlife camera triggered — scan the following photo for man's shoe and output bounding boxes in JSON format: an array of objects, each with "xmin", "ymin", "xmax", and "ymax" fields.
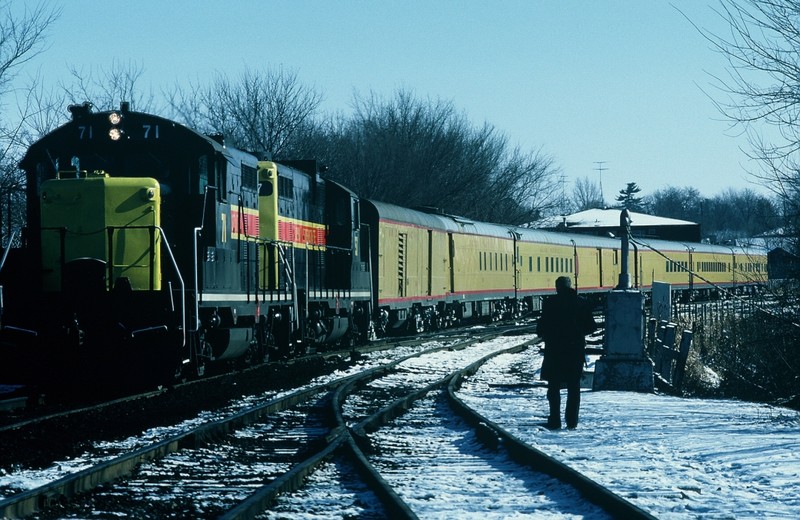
[{"xmin": 546, "ymin": 418, "xmax": 561, "ymax": 430}]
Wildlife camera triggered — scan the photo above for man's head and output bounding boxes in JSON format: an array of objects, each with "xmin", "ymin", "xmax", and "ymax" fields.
[{"xmin": 555, "ymin": 276, "xmax": 572, "ymax": 294}]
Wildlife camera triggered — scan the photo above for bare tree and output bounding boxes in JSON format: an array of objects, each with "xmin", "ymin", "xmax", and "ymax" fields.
[
  {"xmin": 477, "ymin": 144, "xmax": 561, "ymax": 224},
  {"xmin": 704, "ymin": 187, "xmax": 779, "ymax": 241},
  {"xmin": 314, "ymin": 89, "xmax": 560, "ymax": 225},
  {"xmin": 648, "ymin": 185, "xmax": 778, "ymax": 241},
  {"xmin": 61, "ymin": 59, "xmax": 157, "ymax": 112},
  {"xmin": 701, "ymin": 0, "xmax": 800, "ymax": 251},
  {"xmin": 572, "ymin": 176, "xmax": 605, "ymax": 211},
  {"xmin": 0, "ymin": 1, "xmax": 59, "ymax": 101},
  {"xmin": 166, "ymin": 67, "xmax": 323, "ymax": 158},
  {"xmin": 684, "ymin": 1, "xmax": 800, "ymax": 405},
  {"xmin": 15, "ymin": 74, "xmax": 65, "ymax": 138},
  {"xmin": 10, "ymin": 60, "xmax": 158, "ymax": 151},
  {"xmin": 648, "ymin": 185, "xmax": 703, "ymax": 220},
  {"xmin": 0, "ymin": 1, "xmax": 60, "ymax": 245}
]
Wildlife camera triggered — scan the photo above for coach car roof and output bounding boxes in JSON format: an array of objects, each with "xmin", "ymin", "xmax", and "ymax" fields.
[
  {"xmin": 364, "ymin": 200, "xmax": 765, "ymax": 258},
  {"xmin": 366, "ymin": 200, "xmax": 508, "ymax": 236},
  {"xmin": 366, "ymin": 200, "xmax": 459, "ymax": 232},
  {"xmin": 367, "ymin": 200, "xmax": 613, "ymax": 246}
]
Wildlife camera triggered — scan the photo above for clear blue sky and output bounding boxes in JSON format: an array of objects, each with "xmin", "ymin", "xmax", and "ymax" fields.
[{"xmin": 12, "ymin": 1, "xmax": 770, "ymax": 201}]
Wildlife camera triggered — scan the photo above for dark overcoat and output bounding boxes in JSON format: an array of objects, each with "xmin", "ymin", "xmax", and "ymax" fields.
[{"xmin": 537, "ymin": 288, "xmax": 596, "ymax": 382}]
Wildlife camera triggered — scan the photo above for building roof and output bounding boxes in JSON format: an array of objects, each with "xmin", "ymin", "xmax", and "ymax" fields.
[{"xmin": 538, "ymin": 208, "xmax": 697, "ymax": 229}]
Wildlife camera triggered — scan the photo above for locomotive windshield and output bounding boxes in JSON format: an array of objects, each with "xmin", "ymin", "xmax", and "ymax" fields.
[{"xmin": 58, "ymin": 150, "xmax": 170, "ymax": 181}]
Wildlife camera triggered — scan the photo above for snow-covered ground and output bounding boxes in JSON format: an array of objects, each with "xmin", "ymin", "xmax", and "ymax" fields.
[
  {"xmin": 4, "ymin": 334, "xmax": 797, "ymax": 519},
  {"xmin": 459, "ymin": 346, "xmax": 800, "ymax": 519}
]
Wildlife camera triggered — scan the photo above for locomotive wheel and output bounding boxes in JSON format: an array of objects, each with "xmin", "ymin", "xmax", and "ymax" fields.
[{"xmin": 241, "ymin": 339, "xmax": 266, "ymax": 367}]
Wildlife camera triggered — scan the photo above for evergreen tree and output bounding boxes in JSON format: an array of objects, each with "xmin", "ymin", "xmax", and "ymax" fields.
[{"xmin": 615, "ymin": 182, "xmax": 645, "ymax": 211}]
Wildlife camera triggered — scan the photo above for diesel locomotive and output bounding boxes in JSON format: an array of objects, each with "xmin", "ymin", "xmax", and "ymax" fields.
[
  {"xmin": 0, "ymin": 103, "xmax": 769, "ymax": 390},
  {"xmin": 0, "ymin": 102, "xmax": 371, "ymax": 388}
]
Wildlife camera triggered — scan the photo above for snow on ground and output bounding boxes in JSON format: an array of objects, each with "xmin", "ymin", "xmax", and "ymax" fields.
[
  {"xmin": 4, "ymin": 335, "xmax": 797, "ymax": 519},
  {"xmin": 458, "ymin": 346, "xmax": 800, "ymax": 519},
  {"xmin": 0, "ymin": 340, "xmax": 451, "ymax": 498},
  {"xmin": 369, "ymin": 394, "xmax": 614, "ymax": 519}
]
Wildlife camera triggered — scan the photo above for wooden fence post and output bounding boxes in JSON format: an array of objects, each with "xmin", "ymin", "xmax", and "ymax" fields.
[
  {"xmin": 658, "ymin": 324, "xmax": 677, "ymax": 380},
  {"xmin": 673, "ymin": 331, "xmax": 693, "ymax": 391}
]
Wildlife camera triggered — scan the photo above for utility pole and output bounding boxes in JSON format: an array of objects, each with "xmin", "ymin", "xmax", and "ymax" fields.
[{"xmin": 594, "ymin": 161, "xmax": 608, "ymax": 204}]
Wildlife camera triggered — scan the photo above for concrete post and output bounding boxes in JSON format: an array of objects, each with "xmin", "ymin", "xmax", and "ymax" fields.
[{"xmin": 593, "ymin": 290, "xmax": 654, "ymax": 392}]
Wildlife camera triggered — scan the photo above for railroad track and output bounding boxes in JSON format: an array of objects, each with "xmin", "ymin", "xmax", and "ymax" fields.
[
  {"xmin": 0, "ymin": 330, "xmax": 509, "ymax": 518},
  {"xmin": 0, "ymin": 322, "xmax": 509, "ymax": 432},
  {"xmin": 233, "ymin": 331, "xmax": 651, "ymax": 519},
  {"xmin": 0, "ymin": 324, "xmax": 533, "ymax": 476},
  {"xmin": 0, "ymin": 320, "xmax": 644, "ymax": 519}
]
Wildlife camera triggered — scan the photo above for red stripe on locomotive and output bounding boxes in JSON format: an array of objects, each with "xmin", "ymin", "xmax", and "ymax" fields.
[
  {"xmin": 230, "ymin": 208, "xmax": 260, "ymax": 237},
  {"xmin": 278, "ymin": 220, "xmax": 327, "ymax": 246}
]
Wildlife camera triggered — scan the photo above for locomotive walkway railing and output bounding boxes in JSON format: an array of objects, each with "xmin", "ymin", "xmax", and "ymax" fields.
[
  {"xmin": 0, "ymin": 230, "xmax": 18, "ymax": 275},
  {"xmin": 43, "ymin": 224, "xmax": 187, "ymax": 348},
  {"xmin": 108, "ymin": 225, "xmax": 186, "ymax": 348}
]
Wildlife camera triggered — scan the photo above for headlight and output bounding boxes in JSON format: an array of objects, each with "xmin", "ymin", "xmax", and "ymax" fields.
[
  {"xmin": 108, "ymin": 112, "xmax": 122, "ymax": 125},
  {"xmin": 109, "ymin": 128, "xmax": 123, "ymax": 141}
]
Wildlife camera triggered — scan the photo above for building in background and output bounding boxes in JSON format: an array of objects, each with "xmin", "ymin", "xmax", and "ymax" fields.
[{"xmin": 538, "ymin": 209, "xmax": 700, "ymax": 243}]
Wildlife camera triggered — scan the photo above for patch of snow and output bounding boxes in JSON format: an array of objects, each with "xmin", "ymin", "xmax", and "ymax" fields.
[{"xmin": 459, "ymin": 347, "xmax": 800, "ymax": 519}]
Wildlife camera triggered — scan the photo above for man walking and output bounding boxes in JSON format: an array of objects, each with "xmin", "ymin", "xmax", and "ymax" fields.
[{"xmin": 537, "ymin": 276, "xmax": 596, "ymax": 429}]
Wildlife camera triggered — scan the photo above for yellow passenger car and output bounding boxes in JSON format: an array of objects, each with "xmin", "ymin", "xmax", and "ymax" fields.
[{"xmin": 362, "ymin": 200, "xmax": 767, "ymax": 334}]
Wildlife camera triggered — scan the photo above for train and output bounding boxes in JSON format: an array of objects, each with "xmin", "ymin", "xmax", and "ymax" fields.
[{"xmin": 0, "ymin": 103, "xmax": 769, "ymax": 390}]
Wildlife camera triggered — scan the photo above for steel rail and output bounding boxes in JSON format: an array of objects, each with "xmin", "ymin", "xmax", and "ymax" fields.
[
  {"xmin": 446, "ymin": 345, "xmax": 659, "ymax": 520},
  {"xmin": 303, "ymin": 335, "xmax": 656, "ymax": 520},
  {"xmin": 0, "ymin": 334, "xmax": 496, "ymax": 518},
  {"xmin": 0, "ymin": 380, "xmax": 338, "ymax": 518},
  {"xmin": 331, "ymin": 339, "xmax": 537, "ymax": 520},
  {"xmin": 217, "ymin": 331, "xmax": 504, "ymax": 519}
]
